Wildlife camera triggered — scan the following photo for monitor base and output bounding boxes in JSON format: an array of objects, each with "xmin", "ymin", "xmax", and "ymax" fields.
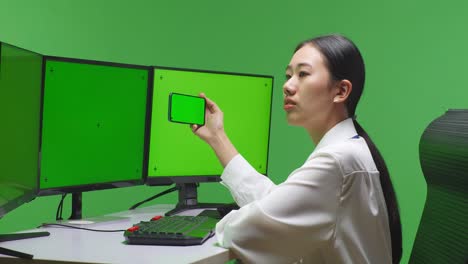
[
  {"xmin": 0, "ymin": 246, "xmax": 33, "ymax": 259},
  {"xmin": 0, "ymin": 231, "xmax": 50, "ymax": 259},
  {"xmin": 164, "ymin": 183, "xmax": 236, "ymax": 216},
  {"xmin": 165, "ymin": 202, "xmax": 228, "ymax": 216}
]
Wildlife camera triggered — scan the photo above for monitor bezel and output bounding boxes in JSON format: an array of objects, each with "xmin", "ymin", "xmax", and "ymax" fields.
[
  {"xmin": 144, "ymin": 66, "xmax": 274, "ymax": 186},
  {"xmin": 0, "ymin": 41, "xmax": 43, "ymax": 216},
  {"xmin": 37, "ymin": 56, "xmax": 153, "ymax": 196}
]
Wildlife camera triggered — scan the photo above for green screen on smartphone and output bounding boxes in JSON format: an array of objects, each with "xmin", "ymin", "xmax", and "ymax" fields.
[
  {"xmin": 148, "ymin": 67, "xmax": 273, "ymax": 178},
  {"xmin": 169, "ymin": 93, "xmax": 206, "ymax": 125}
]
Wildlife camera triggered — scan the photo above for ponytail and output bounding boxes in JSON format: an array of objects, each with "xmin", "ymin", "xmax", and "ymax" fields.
[
  {"xmin": 296, "ymin": 34, "xmax": 403, "ymax": 263},
  {"xmin": 353, "ymin": 119, "xmax": 402, "ymax": 264}
]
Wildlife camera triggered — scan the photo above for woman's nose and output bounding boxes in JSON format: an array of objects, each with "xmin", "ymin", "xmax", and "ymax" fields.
[{"xmin": 283, "ymin": 80, "xmax": 296, "ymax": 96}]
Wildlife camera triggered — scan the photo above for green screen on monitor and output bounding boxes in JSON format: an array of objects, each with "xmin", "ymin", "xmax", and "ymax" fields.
[
  {"xmin": 39, "ymin": 58, "xmax": 150, "ymax": 194},
  {"xmin": 147, "ymin": 67, "xmax": 273, "ymax": 183},
  {"xmin": 0, "ymin": 42, "xmax": 42, "ymax": 216}
]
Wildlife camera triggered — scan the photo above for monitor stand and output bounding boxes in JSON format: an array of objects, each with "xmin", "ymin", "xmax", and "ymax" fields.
[
  {"xmin": 0, "ymin": 231, "xmax": 50, "ymax": 259},
  {"xmin": 69, "ymin": 192, "xmax": 83, "ymax": 220},
  {"xmin": 164, "ymin": 183, "xmax": 228, "ymax": 216}
]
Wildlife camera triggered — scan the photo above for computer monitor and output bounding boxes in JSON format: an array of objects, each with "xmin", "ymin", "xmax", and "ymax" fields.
[
  {"xmin": 146, "ymin": 67, "xmax": 273, "ymax": 215},
  {"xmin": 38, "ymin": 56, "xmax": 152, "ymax": 218},
  {"xmin": 0, "ymin": 42, "xmax": 50, "ymax": 259},
  {"xmin": 0, "ymin": 41, "xmax": 42, "ymax": 218}
]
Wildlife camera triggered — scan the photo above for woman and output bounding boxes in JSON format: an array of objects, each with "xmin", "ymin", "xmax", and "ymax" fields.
[{"xmin": 192, "ymin": 34, "xmax": 402, "ymax": 264}]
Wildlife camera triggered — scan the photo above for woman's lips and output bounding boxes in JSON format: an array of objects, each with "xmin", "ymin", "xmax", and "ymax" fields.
[
  {"xmin": 284, "ymin": 98, "xmax": 296, "ymax": 111},
  {"xmin": 284, "ymin": 104, "xmax": 295, "ymax": 111}
]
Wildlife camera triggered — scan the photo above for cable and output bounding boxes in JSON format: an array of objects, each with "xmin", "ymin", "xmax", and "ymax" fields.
[
  {"xmin": 39, "ymin": 223, "xmax": 125, "ymax": 232},
  {"xmin": 59, "ymin": 194, "xmax": 65, "ymax": 220},
  {"xmin": 56, "ymin": 194, "xmax": 67, "ymax": 221},
  {"xmin": 129, "ymin": 186, "xmax": 178, "ymax": 210}
]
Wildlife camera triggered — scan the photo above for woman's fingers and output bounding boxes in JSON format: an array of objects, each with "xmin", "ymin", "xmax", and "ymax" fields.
[{"xmin": 200, "ymin": 93, "xmax": 219, "ymax": 114}]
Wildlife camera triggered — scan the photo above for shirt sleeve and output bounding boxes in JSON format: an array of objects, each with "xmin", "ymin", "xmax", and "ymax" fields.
[
  {"xmin": 216, "ymin": 152, "xmax": 342, "ymax": 263},
  {"xmin": 220, "ymin": 154, "xmax": 277, "ymax": 206}
]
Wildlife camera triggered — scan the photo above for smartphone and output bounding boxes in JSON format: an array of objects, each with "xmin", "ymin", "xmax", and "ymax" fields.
[{"xmin": 168, "ymin": 93, "xmax": 206, "ymax": 125}]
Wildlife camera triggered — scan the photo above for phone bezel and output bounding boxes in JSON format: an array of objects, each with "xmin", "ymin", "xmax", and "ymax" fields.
[{"xmin": 168, "ymin": 92, "xmax": 206, "ymax": 126}]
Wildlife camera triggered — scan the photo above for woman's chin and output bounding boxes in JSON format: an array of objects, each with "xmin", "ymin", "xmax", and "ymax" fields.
[{"xmin": 286, "ymin": 114, "xmax": 302, "ymax": 126}]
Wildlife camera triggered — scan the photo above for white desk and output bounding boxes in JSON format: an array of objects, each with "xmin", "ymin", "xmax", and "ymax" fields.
[{"xmin": 0, "ymin": 204, "xmax": 232, "ymax": 264}]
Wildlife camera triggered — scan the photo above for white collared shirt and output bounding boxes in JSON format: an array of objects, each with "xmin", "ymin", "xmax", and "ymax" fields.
[{"xmin": 216, "ymin": 118, "xmax": 392, "ymax": 264}]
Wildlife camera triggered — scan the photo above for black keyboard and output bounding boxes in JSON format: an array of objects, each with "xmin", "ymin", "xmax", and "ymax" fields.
[{"xmin": 124, "ymin": 215, "xmax": 218, "ymax": 246}]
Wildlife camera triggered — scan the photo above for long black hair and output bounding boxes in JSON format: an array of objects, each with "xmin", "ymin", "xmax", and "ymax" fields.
[{"xmin": 295, "ymin": 34, "xmax": 402, "ymax": 263}]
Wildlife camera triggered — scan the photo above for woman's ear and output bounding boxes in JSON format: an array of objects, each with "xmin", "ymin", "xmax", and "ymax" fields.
[{"xmin": 333, "ymin": 80, "xmax": 352, "ymax": 103}]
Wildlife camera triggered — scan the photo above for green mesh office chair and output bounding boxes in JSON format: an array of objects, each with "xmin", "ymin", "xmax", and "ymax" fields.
[{"xmin": 409, "ymin": 110, "xmax": 468, "ymax": 263}]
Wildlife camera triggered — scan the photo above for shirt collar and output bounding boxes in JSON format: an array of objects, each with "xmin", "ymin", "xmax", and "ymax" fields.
[{"xmin": 314, "ymin": 118, "xmax": 358, "ymax": 152}]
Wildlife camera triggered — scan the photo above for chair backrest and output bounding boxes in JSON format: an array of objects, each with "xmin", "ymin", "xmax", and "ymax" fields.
[{"xmin": 409, "ymin": 109, "xmax": 468, "ymax": 263}]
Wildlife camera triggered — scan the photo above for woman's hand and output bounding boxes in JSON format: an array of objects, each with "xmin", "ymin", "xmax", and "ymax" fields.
[
  {"xmin": 191, "ymin": 93, "xmax": 238, "ymax": 167},
  {"xmin": 191, "ymin": 93, "xmax": 225, "ymax": 145}
]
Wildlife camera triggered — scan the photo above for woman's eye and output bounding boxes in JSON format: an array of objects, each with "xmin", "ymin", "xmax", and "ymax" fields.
[
  {"xmin": 298, "ymin": 71, "xmax": 309, "ymax": 78},
  {"xmin": 285, "ymin": 74, "xmax": 292, "ymax": 80}
]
